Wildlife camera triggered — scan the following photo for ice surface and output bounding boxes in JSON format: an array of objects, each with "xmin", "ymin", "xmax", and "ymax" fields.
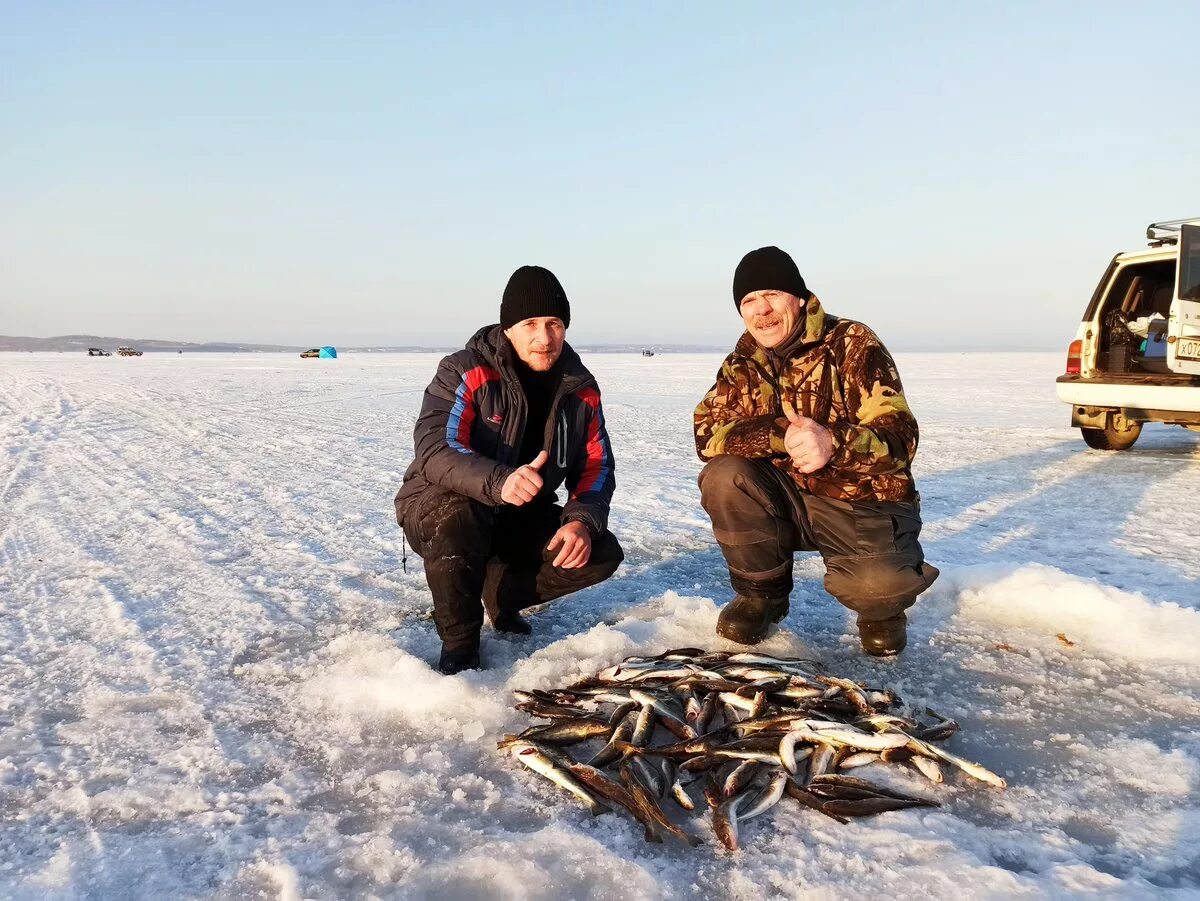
[{"xmin": 1, "ymin": 350, "xmax": 1198, "ymax": 898}]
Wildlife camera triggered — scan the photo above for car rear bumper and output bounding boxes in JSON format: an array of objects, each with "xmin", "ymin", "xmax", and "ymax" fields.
[{"xmin": 1056, "ymin": 376, "xmax": 1200, "ymax": 414}]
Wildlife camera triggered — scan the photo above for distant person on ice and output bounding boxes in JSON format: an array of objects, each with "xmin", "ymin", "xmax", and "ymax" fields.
[
  {"xmin": 694, "ymin": 246, "xmax": 939, "ymax": 656},
  {"xmin": 394, "ymin": 266, "xmax": 623, "ymax": 674}
]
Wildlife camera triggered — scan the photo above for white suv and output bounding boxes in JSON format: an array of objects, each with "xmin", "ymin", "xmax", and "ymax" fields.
[{"xmin": 1056, "ymin": 219, "xmax": 1200, "ymax": 449}]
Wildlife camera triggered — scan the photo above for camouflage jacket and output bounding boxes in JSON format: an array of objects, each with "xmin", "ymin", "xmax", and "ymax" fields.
[{"xmin": 693, "ymin": 295, "xmax": 918, "ymax": 503}]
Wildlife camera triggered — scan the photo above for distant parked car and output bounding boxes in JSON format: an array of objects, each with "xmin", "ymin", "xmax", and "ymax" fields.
[
  {"xmin": 300, "ymin": 346, "xmax": 337, "ymax": 358},
  {"xmin": 117, "ymin": 346, "xmax": 143, "ymax": 357},
  {"xmin": 87, "ymin": 347, "xmax": 111, "ymax": 357},
  {"xmin": 300, "ymin": 348, "xmax": 321, "ymax": 358}
]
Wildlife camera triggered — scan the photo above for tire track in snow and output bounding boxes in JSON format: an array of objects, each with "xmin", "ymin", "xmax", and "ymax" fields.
[{"xmin": 0, "ymin": 375, "xmax": 347, "ymax": 884}]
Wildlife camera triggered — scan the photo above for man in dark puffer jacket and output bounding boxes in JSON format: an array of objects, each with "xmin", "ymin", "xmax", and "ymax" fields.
[{"xmin": 394, "ymin": 266, "xmax": 623, "ymax": 674}]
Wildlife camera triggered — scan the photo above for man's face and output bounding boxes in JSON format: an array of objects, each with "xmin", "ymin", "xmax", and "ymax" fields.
[
  {"xmin": 739, "ymin": 290, "xmax": 805, "ymax": 349},
  {"xmin": 504, "ymin": 316, "xmax": 566, "ymax": 371}
]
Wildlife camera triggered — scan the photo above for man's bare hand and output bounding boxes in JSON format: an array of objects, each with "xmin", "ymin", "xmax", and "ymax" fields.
[
  {"xmin": 501, "ymin": 450, "xmax": 548, "ymax": 506},
  {"xmin": 783, "ymin": 404, "xmax": 833, "ymax": 474},
  {"xmin": 547, "ymin": 521, "xmax": 592, "ymax": 569}
]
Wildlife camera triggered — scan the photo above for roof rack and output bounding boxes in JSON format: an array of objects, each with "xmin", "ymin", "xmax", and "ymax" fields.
[{"xmin": 1147, "ymin": 218, "xmax": 1200, "ymax": 247}]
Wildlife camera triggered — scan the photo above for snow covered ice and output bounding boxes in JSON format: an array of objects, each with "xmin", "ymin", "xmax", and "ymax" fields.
[{"xmin": 2, "ymin": 350, "xmax": 1199, "ymax": 898}]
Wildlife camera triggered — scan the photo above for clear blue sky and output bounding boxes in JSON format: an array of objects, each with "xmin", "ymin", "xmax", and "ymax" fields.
[{"xmin": 2, "ymin": 3, "xmax": 1197, "ymax": 348}]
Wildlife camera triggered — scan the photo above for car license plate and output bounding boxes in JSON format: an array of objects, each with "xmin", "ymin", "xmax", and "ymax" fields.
[{"xmin": 1177, "ymin": 336, "xmax": 1200, "ymax": 361}]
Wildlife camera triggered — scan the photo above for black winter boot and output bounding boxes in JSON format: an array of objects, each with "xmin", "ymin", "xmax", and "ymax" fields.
[
  {"xmin": 857, "ymin": 613, "xmax": 907, "ymax": 657},
  {"xmin": 716, "ymin": 594, "xmax": 790, "ymax": 645},
  {"xmin": 492, "ymin": 610, "xmax": 532, "ymax": 635},
  {"xmin": 438, "ymin": 643, "xmax": 482, "ymax": 674}
]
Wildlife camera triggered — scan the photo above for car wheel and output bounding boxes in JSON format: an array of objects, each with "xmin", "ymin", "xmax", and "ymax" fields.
[{"xmin": 1080, "ymin": 415, "xmax": 1142, "ymax": 450}]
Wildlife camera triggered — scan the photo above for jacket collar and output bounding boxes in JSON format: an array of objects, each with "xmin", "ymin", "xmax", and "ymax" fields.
[{"xmin": 468, "ymin": 324, "xmax": 594, "ymax": 395}]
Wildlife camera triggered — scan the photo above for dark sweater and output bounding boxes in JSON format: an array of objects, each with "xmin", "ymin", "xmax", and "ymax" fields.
[{"xmin": 514, "ymin": 357, "xmax": 564, "ymax": 465}]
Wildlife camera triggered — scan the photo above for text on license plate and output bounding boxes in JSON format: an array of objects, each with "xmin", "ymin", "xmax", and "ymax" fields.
[{"xmin": 1177, "ymin": 337, "xmax": 1200, "ymax": 361}]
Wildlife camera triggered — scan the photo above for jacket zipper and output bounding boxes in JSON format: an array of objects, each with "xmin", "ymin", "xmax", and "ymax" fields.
[{"xmin": 556, "ymin": 409, "xmax": 568, "ymax": 467}]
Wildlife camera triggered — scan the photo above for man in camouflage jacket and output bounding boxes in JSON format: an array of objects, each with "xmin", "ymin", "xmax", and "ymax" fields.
[{"xmin": 694, "ymin": 246, "xmax": 938, "ymax": 656}]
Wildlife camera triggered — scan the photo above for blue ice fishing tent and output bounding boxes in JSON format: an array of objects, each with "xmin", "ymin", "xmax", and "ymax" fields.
[{"xmin": 319, "ymin": 346, "xmax": 337, "ymax": 359}]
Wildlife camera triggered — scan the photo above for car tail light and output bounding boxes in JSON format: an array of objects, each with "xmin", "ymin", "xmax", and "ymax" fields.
[{"xmin": 1065, "ymin": 339, "xmax": 1082, "ymax": 375}]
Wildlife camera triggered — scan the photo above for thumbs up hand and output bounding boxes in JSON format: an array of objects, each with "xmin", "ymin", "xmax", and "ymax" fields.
[
  {"xmin": 501, "ymin": 450, "xmax": 549, "ymax": 506},
  {"xmin": 781, "ymin": 402, "xmax": 833, "ymax": 474}
]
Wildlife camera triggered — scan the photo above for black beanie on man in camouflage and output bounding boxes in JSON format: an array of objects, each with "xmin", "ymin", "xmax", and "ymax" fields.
[
  {"xmin": 500, "ymin": 265, "xmax": 571, "ymax": 328},
  {"xmin": 732, "ymin": 246, "xmax": 809, "ymax": 310}
]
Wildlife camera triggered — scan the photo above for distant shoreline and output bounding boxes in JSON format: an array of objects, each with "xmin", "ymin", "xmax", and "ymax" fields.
[
  {"xmin": 0, "ymin": 346, "xmax": 1064, "ymax": 354},
  {"xmin": 0, "ymin": 333, "xmax": 1060, "ymax": 354}
]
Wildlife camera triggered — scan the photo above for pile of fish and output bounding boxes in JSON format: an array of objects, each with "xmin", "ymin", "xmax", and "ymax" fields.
[{"xmin": 500, "ymin": 648, "xmax": 1006, "ymax": 850}]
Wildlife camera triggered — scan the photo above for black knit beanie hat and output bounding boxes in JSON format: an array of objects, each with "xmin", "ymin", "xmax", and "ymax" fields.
[
  {"xmin": 500, "ymin": 265, "xmax": 571, "ymax": 329},
  {"xmin": 732, "ymin": 246, "xmax": 809, "ymax": 310}
]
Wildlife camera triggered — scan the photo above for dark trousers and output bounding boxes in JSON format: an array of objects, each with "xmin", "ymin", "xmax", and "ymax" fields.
[
  {"xmin": 402, "ymin": 488, "xmax": 624, "ymax": 650},
  {"xmin": 699, "ymin": 456, "xmax": 938, "ymax": 621}
]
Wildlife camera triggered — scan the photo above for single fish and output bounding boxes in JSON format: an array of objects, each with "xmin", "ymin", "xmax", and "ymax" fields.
[
  {"xmin": 695, "ymin": 692, "xmax": 720, "ymax": 735},
  {"xmin": 867, "ymin": 689, "xmax": 898, "ymax": 707},
  {"xmin": 809, "ymin": 774, "xmax": 939, "ymax": 806},
  {"xmin": 784, "ymin": 776, "xmax": 849, "ymax": 824},
  {"xmin": 609, "ymin": 737, "xmax": 713, "ymax": 759},
  {"xmin": 626, "ymin": 666, "xmax": 707, "ymax": 684},
  {"xmin": 739, "ymin": 768, "xmax": 789, "ymax": 820},
  {"xmin": 670, "ymin": 775, "xmax": 696, "ymax": 811},
  {"xmin": 512, "ymin": 689, "xmax": 561, "ymax": 705},
  {"xmin": 881, "ymin": 746, "xmax": 914, "ymax": 764},
  {"xmin": 648, "ymin": 647, "xmax": 708, "ymax": 661},
  {"xmin": 807, "ymin": 743, "xmax": 836, "ymax": 782},
  {"xmin": 658, "ymin": 758, "xmax": 677, "ymax": 800},
  {"xmin": 591, "ymin": 690, "xmax": 639, "ymax": 706},
  {"xmin": 839, "ymin": 751, "xmax": 880, "ymax": 770},
  {"xmin": 910, "ymin": 755, "xmax": 944, "ymax": 784},
  {"xmin": 821, "ymin": 797, "xmax": 931, "ymax": 817},
  {"xmin": 772, "ymin": 685, "xmax": 827, "ymax": 701},
  {"xmin": 736, "ymin": 677, "xmax": 789, "ymax": 696},
  {"xmin": 713, "ymin": 790, "xmax": 751, "ymax": 851},
  {"xmin": 519, "ymin": 718, "xmax": 611, "ymax": 745},
  {"xmin": 816, "ymin": 677, "xmax": 876, "ymax": 716},
  {"xmin": 916, "ymin": 723, "xmax": 960, "ymax": 743},
  {"xmin": 607, "ymin": 700, "xmax": 639, "ymax": 726},
  {"xmin": 714, "ymin": 735, "xmax": 785, "ymax": 753},
  {"xmin": 618, "ymin": 763, "xmax": 703, "ymax": 846},
  {"xmin": 674, "ymin": 677, "xmax": 754, "ymax": 694},
  {"xmin": 566, "ymin": 761, "xmax": 662, "ymax": 840},
  {"xmin": 629, "ymin": 754, "xmax": 667, "ymax": 799},
  {"xmin": 906, "ymin": 736, "xmax": 1007, "ymax": 788},
  {"xmin": 854, "ymin": 713, "xmax": 919, "ymax": 733},
  {"xmin": 911, "ymin": 708, "xmax": 960, "ymax": 743},
  {"xmin": 631, "ymin": 703, "xmax": 657, "ymax": 747},
  {"xmin": 629, "ymin": 689, "xmax": 694, "ymax": 737},
  {"xmin": 588, "ymin": 709, "xmax": 638, "ymax": 768},
  {"xmin": 516, "ymin": 700, "xmax": 596, "ymax": 721},
  {"xmin": 790, "ymin": 724, "xmax": 910, "ymax": 753},
  {"xmin": 703, "ymin": 771, "xmax": 723, "ymax": 809},
  {"xmin": 713, "ymin": 749, "xmax": 781, "ymax": 764},
  {"xmin": 679, "ymin": 754, "xmax": 723, "ymax": 775},
  {"xmin": 508, "ymin": 741, "xmax": 609, "ymax": 816},
  {"xmin": 734, "ymin": 712, "xmax": 809, "ymax": 735},
  {"xmin": 718, "ymin": 692, "xmax": 761, "ymax": 713},
  {"xmin": 722, "ymin": 760, "xmax": 759, "ymax": 798}
]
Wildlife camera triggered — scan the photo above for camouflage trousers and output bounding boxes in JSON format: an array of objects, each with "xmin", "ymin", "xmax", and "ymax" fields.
[
  {"xmin": 403, "ymin": 488, "xmax": 624, "ymax": 650},
  {"xmin": 699, "ymin": 455, "xmax": 939, "ymax": 621}
]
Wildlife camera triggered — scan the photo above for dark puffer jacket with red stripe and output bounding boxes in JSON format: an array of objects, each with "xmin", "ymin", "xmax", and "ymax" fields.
[{"xmin": 393, "ymin": 324, "xmax": 617, "ymax": 536}]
